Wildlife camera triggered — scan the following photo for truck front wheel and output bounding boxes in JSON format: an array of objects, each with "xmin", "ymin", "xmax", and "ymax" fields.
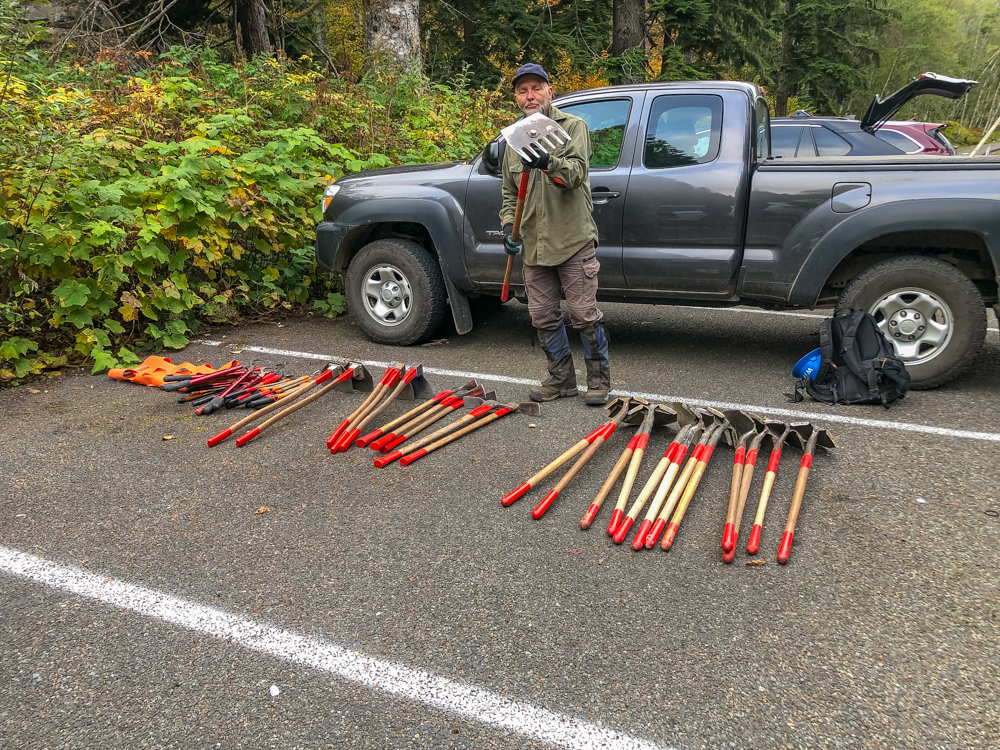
[
  {"xmin": 345, "ymin": 238, "xmax": 448, "ymax": 346},
  {"xmin": 835, "ymin": 256, "xmax": 986, "ymax": 389}
]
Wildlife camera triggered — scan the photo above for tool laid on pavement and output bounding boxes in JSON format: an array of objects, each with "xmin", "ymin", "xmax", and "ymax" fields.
[
  {"xmin": 327, "ymin": 363, "xmax": 404, "ymax": 450},
  {"xmin": 644, "ymin": 408, "xmax": 726, "ymax": 549},
  {"xmin": 530, "ymin": 398, "xmax": 639, "ymax": 519},
  {"xmin": 363, "ymin": 380, "xmax": 480, "ymax": 449},
  {"xmin": 660, "ymin": 418, "xmax": 734, "ymax": 551},
  {"xmin": 603, "ymin": 398, "xmax": 655, "ymax": 536},
  {"xmin": 399, "ymin": 401, "xmax": 541, "ymax": 467},
  {"xmin": 502, "ymin": 397, "xmax": 635, "ymax": 508},
  {"xmin": 630, "ymin": 403, "xmax": 702, "ymax": 549},
  {"xmin": 610, "ymin": 403, "xmax": 677, "ymax": 543},
  {"xmin": 372, "ymin": 391, "xmax": 498, "ymax": 467},
  {"xmin": 777, "ymin": 424, "xmax": 835, "ymax": 564},
  {"xmin": 581, "ymin": 429, "xmax": 641, "ymax": 530},
  {"xmin": 722, "ymin": 419, "xmax": 780, "ymax": 563},
  {"xmin": 331, "ymin": 364, "xmax": 434, "ymax": 453},
  {"xmin": 746, "ymin": 422, "xmax": 802, "ymax": 555},
  {"xmin": 721, "ymin": 411, "xmax": 768, "ymax": 554},
  {"xmin": 377, "ymin": 385, "xmax": 491, "ymax": 452},
  {"xmin": 498, "ymin": 112, "xmax": 573, "ymax": 303}
]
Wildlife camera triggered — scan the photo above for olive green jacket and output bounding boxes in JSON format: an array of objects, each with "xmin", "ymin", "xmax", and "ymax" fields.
[{"xmin": 500, "ymin": 105, "xmax": 599, "ymax": 267}]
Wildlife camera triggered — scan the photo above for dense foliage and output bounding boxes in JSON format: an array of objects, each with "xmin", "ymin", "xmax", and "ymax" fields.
[{"xmin": 0, "ymin": 38, "xmax": 511, "ymax": 382}]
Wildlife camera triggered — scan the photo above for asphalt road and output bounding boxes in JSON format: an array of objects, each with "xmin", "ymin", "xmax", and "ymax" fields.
[{"xmin": 2, "ymin": 300, "xmax": 999, "ymax": 750}]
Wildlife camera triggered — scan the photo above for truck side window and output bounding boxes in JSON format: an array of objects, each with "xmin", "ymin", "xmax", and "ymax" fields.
[
  {"xmin": 559, "ymin": 99, "xmax": 632, "ymax": 170},
  {"xmin": 644, "ymin": 94, "xmax": 723, "ymax": 169},
  {"xmin": 771, "ymin": 126, "xmax": 802, "ymax": 157},
  {"xmin": 754, "ymin": 98, "xmax": 770, "ymax": 162},
  {"xmin": 814, "ymin": 126, "xmax": 853, "ymax": 156}
]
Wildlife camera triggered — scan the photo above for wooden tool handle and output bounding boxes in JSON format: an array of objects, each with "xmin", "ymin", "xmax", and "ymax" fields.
[
  {"xmin": 502, "ymin": 424, "xmax": 608, "ymax": 507},
  {"xmin": 661, "ymin": 453, "xmax": 713, "ymax": 550},
  {"xmin": 348, "ymin": 375, "xmax": 410, "ymax": 439},
  {"xmin": 501, "ymin": 173, "xmax": 529, "ymax": 303},
  {"xmin": 615, "ymin": 443, "xmax": 647, "ymax": 514},
  {"xmin": 581, "ymin": 439, "xmax": 636, "ymax": 530},
  {"xmin": 226, "ymin": 378, "xmax": 315, "ymax": 433},
  {"xmin": 657, "ymin": 450, "xmax": 701, "ymax": 523},
  {"xmin": 255, "ymin": 378, "xmax": 340, "ymax": 431},
  {"xmin": 777, "ymin": 457, "xmax": 813, "ymax": 564},
  {"xmin": 376, "ymin": 392, "xmax": 445, "ymax": 434},
  {"xmin": 404, "ymin": 410, "xmax": 503, "ymax": 461},
  {"xmin": 532, "ymin": 434, "xmax": 608, "ymax": 520}
]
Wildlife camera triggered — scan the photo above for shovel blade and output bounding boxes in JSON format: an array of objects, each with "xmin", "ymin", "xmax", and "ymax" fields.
[
  {"xmin": 500, "ymin": 112, "xmax": 573, "ymax": 161},
  {"xmin": 396, "ymin": 365, "xmax": 435, "ymax": 400}
]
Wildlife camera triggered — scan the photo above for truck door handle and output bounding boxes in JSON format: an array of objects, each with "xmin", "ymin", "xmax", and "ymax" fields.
[{"xmin": 591, "ymin": 188, "xmax": 621, "ymax": 204}]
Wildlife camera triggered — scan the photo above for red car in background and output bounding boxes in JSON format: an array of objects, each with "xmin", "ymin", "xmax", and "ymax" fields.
[{"xmin": 875, "ymin": 121, "xmax": 957, "ymax": 155}]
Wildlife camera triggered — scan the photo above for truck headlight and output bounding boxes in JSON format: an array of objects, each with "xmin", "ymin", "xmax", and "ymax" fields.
[{"xmin": 322, "ymin": 184, "xmax": 341, "ymax": 213}]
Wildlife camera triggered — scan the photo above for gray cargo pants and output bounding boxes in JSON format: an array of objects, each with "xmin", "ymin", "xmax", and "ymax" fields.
[{"xmin": 521, "ymin": 241, "xmax": 603, "ymax": 331}]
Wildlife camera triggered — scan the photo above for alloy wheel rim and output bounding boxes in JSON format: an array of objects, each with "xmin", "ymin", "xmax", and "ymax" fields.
[
  {"xmin": 869, "ymin": 287, "xmax": 954, "ymax": 366},
  {"xmin": 362, "ymin": 264, "xmax": 412, "ymax": 327}
]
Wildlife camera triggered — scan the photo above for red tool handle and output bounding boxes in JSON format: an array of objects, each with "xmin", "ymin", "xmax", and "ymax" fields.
[{"xmin": 501, "ymin": 172, "xmax": 529, "ymax": 303}]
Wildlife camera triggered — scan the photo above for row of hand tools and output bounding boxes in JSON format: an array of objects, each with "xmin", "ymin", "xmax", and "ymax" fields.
[
  {"xmin": 501, "ymin": 396, "xmax": 835, "ymax": 564},
  {"xmin": 179, "ymin": 361, "xmax": 542, "ymax": 468},
  {"xmin": 159, "ymin": 361, "xmax": 324, "ymax": 415}
]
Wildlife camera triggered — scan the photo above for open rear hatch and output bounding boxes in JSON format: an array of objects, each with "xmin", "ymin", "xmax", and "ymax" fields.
[{"xmin": 861, "ymin": 73, "xmax": 977, "ymax": 134}]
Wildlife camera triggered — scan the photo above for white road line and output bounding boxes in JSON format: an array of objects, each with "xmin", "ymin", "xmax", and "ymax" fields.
[
  {"xmin": 679, "ymin": 305, "xmax": 1000, "ymax": 334},
  {"xmin": 0, "ymin": 546, "xmax": 665, "ymax": 750},
  {"xmin": 196, "ymin": 341, "xmax": 1000, "ymax": 443}
]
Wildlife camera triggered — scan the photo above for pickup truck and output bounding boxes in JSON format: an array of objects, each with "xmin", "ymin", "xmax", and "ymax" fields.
[{"xmin": 316, "ymin": 79, "xmax": 999, "ymax": 389}]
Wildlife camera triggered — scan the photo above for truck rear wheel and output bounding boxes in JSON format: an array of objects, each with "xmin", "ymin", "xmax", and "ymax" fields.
[
  {"xmin": 345, "ymin": 238, "xmax": 448, "ymax": 346},
  {"xmin": 835, "ymin": 256, "xmax": 985, "ymax": 389}
]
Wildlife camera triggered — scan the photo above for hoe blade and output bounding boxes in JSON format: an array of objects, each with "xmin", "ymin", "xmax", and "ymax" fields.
[{"xmin": 501, "ymin": 112, "xmax": 573, "ymax": 161}]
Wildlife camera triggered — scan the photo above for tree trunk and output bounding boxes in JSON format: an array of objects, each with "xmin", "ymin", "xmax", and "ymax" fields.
[
  {"xmin": 314, "ymin": 0, "xmax": 328, "ymax": 53},
  {"xmin": 774, "ymin": 0, "xmax": 793, "ymax": 117},
  {"xmin": 611, "ymin": 0, "xmax": 645, "ymax": 84},
  {"xmin": 362, "ymin": 0, "xmax": 421, "ymax": 71},
  {"xmin": 236, "ymin": 0, "xmax": 271, "ymax": 58}
]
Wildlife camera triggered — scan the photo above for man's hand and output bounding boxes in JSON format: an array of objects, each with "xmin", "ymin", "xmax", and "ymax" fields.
[
  {"xmin": 502, "ymin": 224, "xmax": 522, "ymax": 255},
  {"xmin": 520, "ymin": 146, "xmax": 551, "ymax": 171}
]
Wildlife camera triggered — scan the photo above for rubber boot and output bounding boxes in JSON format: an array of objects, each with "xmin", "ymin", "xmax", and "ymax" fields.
[
  {"xmin": 529, "ymin": 322, "xmax": 579, "ymax": 402},
  {"xmin": 580, "ymin": 323, "xmax": 611, "ymax": 406}
]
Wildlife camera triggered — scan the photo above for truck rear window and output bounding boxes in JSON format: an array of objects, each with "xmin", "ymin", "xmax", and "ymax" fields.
[{"xmin": 644, "ymin": 94, "xmax": 723, "ymax": 168}]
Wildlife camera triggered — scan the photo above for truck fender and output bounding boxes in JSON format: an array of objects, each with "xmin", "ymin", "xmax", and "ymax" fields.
[
  {"xmin": 331, "ymin": 196, "xmax": 473, "ymax": 335},
  {"xmin": 787, "ymin": 198, "xmax": 1000, "ymax": 307}
]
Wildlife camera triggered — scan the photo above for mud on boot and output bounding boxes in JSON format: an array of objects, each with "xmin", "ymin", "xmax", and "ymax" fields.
[
  {"xmin": 530, "ymin": 323, "xmax": 579, "ymax": 402},
  {"xmin": 581, "ymin": 323, "xmax": 610, "ymax": 406}
]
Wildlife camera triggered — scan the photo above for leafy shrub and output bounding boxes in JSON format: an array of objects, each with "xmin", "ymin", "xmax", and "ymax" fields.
[{"xmin": 0, "ymin": 45, "xmax": 513, "ymax": 382}]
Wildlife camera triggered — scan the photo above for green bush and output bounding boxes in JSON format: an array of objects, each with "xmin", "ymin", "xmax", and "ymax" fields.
[{"xmin": 0, "ymin": 45, "xmax": 511, "ymax": 382}]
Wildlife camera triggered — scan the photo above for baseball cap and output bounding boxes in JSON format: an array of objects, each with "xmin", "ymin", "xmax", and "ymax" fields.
[{"xmin": 512, "ymin": 63, "xmax": 550, "ymax": 89}]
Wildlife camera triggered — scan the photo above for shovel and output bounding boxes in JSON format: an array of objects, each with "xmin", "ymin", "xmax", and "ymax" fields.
[
  {"xmin": 334, "ymin": 364, "xmax": 434, "ymax": 452},
  {"xmin": 777, "ymin": 424, "xmax": 836, "ymax": 564},
  {"xmin": 746, "ymin": 422, "xmax": 803, "ymax": 555},
  {"xmin": 722, "ymin": 420, "xmax": 780, "ymax": 563},
  {"xmin": 327, "ymin": 363, "xmax": 403, "ymax": 450},
  {"xmin": 721, "ymin": 410, "xmax": 768, "ymax": 553},
  {"xmin": 498, "ymin": 113, "xmax": 573, "ymax": 303}
]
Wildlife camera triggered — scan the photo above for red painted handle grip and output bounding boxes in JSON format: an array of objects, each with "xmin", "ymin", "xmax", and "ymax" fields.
[
  {"xmin": 335, "ymin": 428, "xmax": 360, "ymax": 452},
  {"xmin": 580, "ymin": 503, "xmax": 601, "ymax": 529},
  {"xmin": 235, "ymin": 427, "xmax": 260, "ymax": 447},
  {"xmin": 385, "ymin": 434, "xmax": 407, "ymax": 452},
  {"xmin": 373, "ymin": 450, "xmax": 403, "ymax": 468},
  {"xmin": 644, "ymin": 518, "xmax": 667, "ymax": 549},
  {"xmin": 532, "ymin": 489, "xmax": 559, "ymax": 520},
  {"xmin": 721, "ymin": 523, "xmax": 736, "ymax": 553},
  {"xmin": 631, "ymin": 519, "xmax": 653, "ymax": 551},
  {"xmin": 207, "ymin": 428, "xmax": 232, "ymax": 447},
  {"xmin": 660, "ymin": 522, "xmax": 679, "ymax": 550},
  {"xmin": 399, "ymin": 448, "xmax": 428, "ymax": 467},
  {"xmin": 327, "ymin": 419, "xmax": 350, "ymax": 448},
  {"xmin": 612, "ymin": 516, "xmax": 634, "ymax": 545},
  {"xmin": 747, "ymin": 524, "xmax": 762, "ymax": 554},
  {"xmin": 356, "ymin": 429, "xmax": 383, "ymax": 448},
  {"xmin": 777, "ymin": 531, "xmax": 794, "ymax": 564},
  {"xmin": 722, "ymin": 546, "xmax": 736, "ymax": 564},
  {"xmin": 606, "ymin": 508, "xmax": 623, "ymax": 537},
  {"xmin": 371, "ymin": 433, "xmax": 395, "ymax": 452},
  {"xmin": 502, "ymin": 482, "xmax": 531, "ymax": 507}
]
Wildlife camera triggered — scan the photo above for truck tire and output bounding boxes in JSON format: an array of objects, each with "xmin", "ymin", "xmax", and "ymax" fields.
[
  {"xmin": 345, "ymin": 238, "xmax": 448, "ymax": 346},
  {"xmin": 835, "ymin": 256, "xmax": 985, "ymax": 389}
]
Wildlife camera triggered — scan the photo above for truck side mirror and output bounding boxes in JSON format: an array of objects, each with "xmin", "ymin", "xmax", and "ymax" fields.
[{"xmin": 481, "ymin": 139, "xmax": 506, "ymax": 175}]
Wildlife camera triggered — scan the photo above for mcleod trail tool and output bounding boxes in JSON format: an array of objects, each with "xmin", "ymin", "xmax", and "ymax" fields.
[
  {"xmin": 722, "ymin": 419, "xmax": 781, "ymax": 563},
  {"xmin": 746, "ymin": 422, "xmax": 803, "ymax": 555},
  {"xmin": 628, "ymin": 403, "xmax": 701, "ymax": 550},
  {"xmin": 777, "ymin": 424, "xmax": 836, "ymax": 564},
  {"xmin": 502, "ymin": 397, "xmax": 635, "ymax": 508},
  {"xmin": 611, "ymin": 404, "xmax": 677, "ymax": 544},
  {"xmin": 232, "ymin": 363, "xmax": 370, "ymax": 447},
  {"xmin": 582, "ymin": 402, "xmax": 683, "ymax": 531},
  {"xmin": 379, "ymin": 386, "xmax": 492, "ymax": 452},
  {"xmin": 373, "ymin": 392, "xmax": 497, "ymax": 467},
  {"xmin": 645, "ymin": 408, "xmax": 726, "ymax": 549},
  {"xmin": 603, "ymin": 397, "xmax": 654, "ymax": 536},
  {"xmin": 399, "ymin": 401, "xmax": 541, "ymax": 467},
  {"xmin": 361, "ymin": 380, "xmax": 479, "ymax": 448},
  {"xmin": 327, "ymin": 363, "xmax": 403, "ymax": 450},
  {"xmin": 498, "ymin": 113, "xmax": 573, "ymax": 303},
  {"xmin": 721, "ymin": 411, "xmax": 767, "ymax": 554},
  {"xmin": 531, "ymin": 398, "xmax": 639, "ymax": 520},
  {"xmin": 661, "ymin": 420, "xmax": 735, "ymax": 551}
]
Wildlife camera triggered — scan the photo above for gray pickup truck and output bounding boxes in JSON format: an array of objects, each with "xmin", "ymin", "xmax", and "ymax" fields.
[{"xmin": 316, "ymin": 79, "xmax": 1000, "ymax": 389}]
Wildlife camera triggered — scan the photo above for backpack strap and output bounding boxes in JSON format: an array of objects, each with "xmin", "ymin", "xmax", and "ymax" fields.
[
  {"xmin": 837, "ymin": 310, "xmax": 880, "ymax": 398},
  {"xmin": 811, "ymin": 317, "xmax": 835, "ymax": 385}
]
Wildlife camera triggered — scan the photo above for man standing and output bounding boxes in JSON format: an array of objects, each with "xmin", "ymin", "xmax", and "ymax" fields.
[{"xmin": 500, "ymin": 63, "xmax": 610, "ymax": 406}]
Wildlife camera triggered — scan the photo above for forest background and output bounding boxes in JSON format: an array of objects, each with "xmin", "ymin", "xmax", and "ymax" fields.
[{"xmin": 2, "ymin": 0, "xmax": 1000, "ymax": 382}]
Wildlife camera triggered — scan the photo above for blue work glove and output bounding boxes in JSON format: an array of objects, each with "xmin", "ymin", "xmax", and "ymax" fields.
[
  {"xmin": 520, "ymin": 147, "xmax": 551, "ymax": 171},
  {"xmin": 502, "ymin": 224, "xmax": 522, "ymax": 255}
]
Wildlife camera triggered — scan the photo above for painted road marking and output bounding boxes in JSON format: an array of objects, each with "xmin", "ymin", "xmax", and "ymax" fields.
[
  {"xmin": 0, "ymin": 546, "xmax": 665, "ymax": 750},
  {"xmin": 679, "ymin": 306, "xmax": 1000, "ymax": 334},
  {"xmin": 196, "ymin": 341, "xmax": 1000, "ymax": 443}
]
